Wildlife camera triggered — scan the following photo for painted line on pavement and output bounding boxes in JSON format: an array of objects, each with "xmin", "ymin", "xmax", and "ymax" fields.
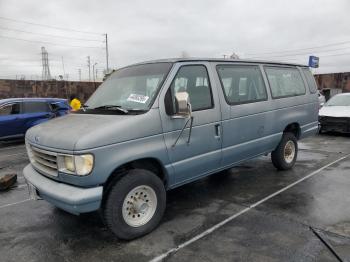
[
  {"xmin": 150, "ymin": 154, "xmax": 350, "ymax": 262},
  {"xmin": 0, "ymin": 145, "xmax": 25, "ymax": 152},
  {"xmin": 0, "ymin": 199, "xmax": 31, "ymax": 209},
  {"xmin": 0, "ymin": 152, "xmax": 27, "ymax": 158}
]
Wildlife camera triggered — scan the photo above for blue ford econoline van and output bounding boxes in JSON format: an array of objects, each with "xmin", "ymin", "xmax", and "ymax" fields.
[{"xmin": 23, "ymin": 59, "xmax": 319, "ymax": 239}]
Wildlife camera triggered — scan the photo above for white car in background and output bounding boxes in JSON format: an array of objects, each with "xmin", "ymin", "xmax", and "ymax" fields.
[{"xmin": 319, "ymin": 93, "xmax": 350, "ymax": 133}]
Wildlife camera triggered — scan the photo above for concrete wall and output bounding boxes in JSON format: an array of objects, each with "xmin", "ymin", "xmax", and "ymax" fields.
[
  {"xmin": 0, "ymin": 79, "xmax": 102, "ymax": 102},
  {"xmin": 315, "ymin": 72, "xmax": 350, "ymax": 92}
]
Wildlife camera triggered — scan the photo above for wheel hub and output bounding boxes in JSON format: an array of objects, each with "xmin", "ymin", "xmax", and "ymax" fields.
[
  {"xmin": 284, "ymin": 140, "xmax": 295, "ymax": 164},
  {"xmin": 122, "ymin": 185, "xmax": 157, "ymax": 227}
]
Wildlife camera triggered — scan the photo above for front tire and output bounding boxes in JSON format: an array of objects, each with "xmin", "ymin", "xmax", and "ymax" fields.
[
  {"xmin": 271, "ymin": 133, "xmax": 298, "ymax": 170},
  {"xmin": 103, "ymin": 169, "xmax": 166, "ymax": 240}
]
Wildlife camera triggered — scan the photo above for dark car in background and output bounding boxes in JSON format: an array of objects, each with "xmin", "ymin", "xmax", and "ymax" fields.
[{"xmin": 0, "ymin": 98, "xmax": 70, "ymax": 141}]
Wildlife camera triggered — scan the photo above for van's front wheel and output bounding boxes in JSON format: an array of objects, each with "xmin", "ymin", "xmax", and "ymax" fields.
[
  {"xmin": 103, "ymin": 169, "xmax": 166, "ymax": 240},
  {"xmin": 271, "ymin": 133, "xmax": 298, "ymax": 170}
]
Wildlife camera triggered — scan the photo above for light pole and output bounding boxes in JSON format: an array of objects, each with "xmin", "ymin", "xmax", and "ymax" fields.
[
  {"xmin": 105, "ymin": 34, "xmax": 109, "ymax": 73},
  {"xmin": 93, "ymin": 62, "xmax": 98, "ymax": 90}
]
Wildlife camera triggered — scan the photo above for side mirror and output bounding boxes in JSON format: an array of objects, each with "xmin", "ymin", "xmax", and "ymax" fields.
[{"xmin": 174, "ymin": 92, "xmax": 191, "ymax": 118}]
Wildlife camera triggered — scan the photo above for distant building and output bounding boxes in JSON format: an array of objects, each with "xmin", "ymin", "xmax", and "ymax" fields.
[{"xmin": 315, "ymin": 72, "xmax": 350, "ymax": 100}]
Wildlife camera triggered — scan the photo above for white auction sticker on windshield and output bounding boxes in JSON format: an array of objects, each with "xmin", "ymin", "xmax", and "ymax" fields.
[{"xmin": 127, "ymin": 94, "xmax": 149, "ymax": 104}]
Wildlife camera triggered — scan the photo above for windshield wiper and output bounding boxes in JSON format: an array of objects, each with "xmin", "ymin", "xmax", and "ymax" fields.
[
  {"xmin": 92, "ymin": 105, "xmax": 129, "ymax": 114},
  {"xmin": 80, "ymin": 104, "xmax": 89, "ymax": 112}
]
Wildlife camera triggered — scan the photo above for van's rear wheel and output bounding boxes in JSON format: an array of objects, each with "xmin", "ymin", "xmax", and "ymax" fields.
[
  {"xmin": 103, "ymin": 169, "xmax": 166, "ymax": 240},
  {"xmin": 271, "ymin": 133, "xmax": 298, "ymax": 170}
]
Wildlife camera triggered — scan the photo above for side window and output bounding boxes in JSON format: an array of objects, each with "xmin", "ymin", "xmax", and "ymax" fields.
[
  {"xmin": 265, "ymin": 67, "xmax": 306, "ymax": 98},
  {"xmin": 165, "ymin": 65, "xmax": 213, "ymax": 114},
  {"xmin": 24, "ymin": 102, "xmax": 49, "ymax": 113},
  {"xmin": 216, "ymin": 65, "xmax": 267, "ymax": 104},
  {"xmin": 0, "ymin": 103, "xmax": 21, "ymax": 116},
  {"xmin": 302, "ymin": 68, "xmax": 318, "ymax": 93}
]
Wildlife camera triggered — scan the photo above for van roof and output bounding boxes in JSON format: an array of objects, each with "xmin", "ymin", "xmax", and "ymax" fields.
[{"xmin": 130, "ymin": 58, "xmax": 308, "ymax": 68}]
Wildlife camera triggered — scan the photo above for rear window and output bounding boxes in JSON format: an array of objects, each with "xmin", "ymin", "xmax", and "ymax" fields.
[
  {"xmin": 265, "ymin": 67, "xmax": 306, "ymax": 98},
  {"xmin": 302, "ymin": 68, "xmax": 318, "ymax": 93},
  {"xmin": 216, "ymin": 65, "xmax": 267, "ymax": 105},
  {"xmin": 0, "ymin": 102, "xmax": 21, "ymax": 115},
  {"xmin": 23, "ymin": 101, "xmax": 49, "ymax": 113}
]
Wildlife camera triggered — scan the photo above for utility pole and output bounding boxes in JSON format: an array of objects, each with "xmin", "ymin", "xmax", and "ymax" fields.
[
  {"xmin": 93, "ymin": 62, "xmax": 97, "ymax": 82},
  {"xmin": 61, "ymin": 56, "xmax": 66, "ymax": 80},
  {"xmin": 78, "ymin": 69, "xmax": 81, "ymax": 81},
  {"xmin": 87, "ymin": 56, "xmax": 91, "ymax": 81},
  {"xmin": 41, "ymin": 47, "xmax": 52, "ymax": 80},
  {"xmin": 93, "ymin": 62, "xmax": 98, "ymax": 90},
  {"xmin": 105, "ymin": 34, "xmax": 109, "ymax": 73}
]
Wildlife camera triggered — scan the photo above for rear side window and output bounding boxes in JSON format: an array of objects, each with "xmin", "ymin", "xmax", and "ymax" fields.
[
  {"xmin": 302, "ymin": 68, "xmax": 318, "ymax": 93},
  {"xmin": 265, "ymin": 67, "xmax": 306, "ymax": 98},
  {"xmin": 0, "ymin": 103, "xmax": 21, "ymax": 115},
  {"xmin": 217, "ymin": 65, "xmax": 267, "ymax": 105},
  {"xmin": 24, "ymin": 102, "xmax": 49, "ymax": 113}
]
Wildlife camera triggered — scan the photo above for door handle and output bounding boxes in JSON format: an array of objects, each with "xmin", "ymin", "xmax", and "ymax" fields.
[{"xmin": 214, "ymin": 124, "xmax": 221, "ymax": 139}]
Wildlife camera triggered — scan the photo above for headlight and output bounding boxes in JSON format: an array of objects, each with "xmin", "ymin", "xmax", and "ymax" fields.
[
  {"xmin": 64, "ymin": 156, "xmax": 75, "ymax": 172},
  {"xmin": 57, "ymin": 154, "xmax": 94, "ymax": 176},
  {"xmin": 74, "ymin": 155, "xmax": 94, "ymax": 176}
]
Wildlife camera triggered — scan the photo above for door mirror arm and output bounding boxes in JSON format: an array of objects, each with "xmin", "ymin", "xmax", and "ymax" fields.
[{"xmin": 171, "ymin": 92, "xmax": 194, "ymax": 147}]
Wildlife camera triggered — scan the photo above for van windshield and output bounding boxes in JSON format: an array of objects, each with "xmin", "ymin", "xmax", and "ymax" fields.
[{"xmin": 85, "ymin": 63, "xmax": 173, "ymax": 112}]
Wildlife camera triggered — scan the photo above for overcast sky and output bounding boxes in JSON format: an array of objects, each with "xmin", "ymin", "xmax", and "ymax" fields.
[{"xmin": 0, "ymin": 0, "xmax": 349, "ymax": 81}]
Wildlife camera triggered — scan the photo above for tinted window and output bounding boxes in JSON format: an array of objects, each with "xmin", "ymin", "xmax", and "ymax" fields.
[
  {"xmin": 165, "ymin": 65, "xmax": 213, "ymax": 114},
  {"xmin": 0, "ymin": 103, "xmax": 21, "ymax": 116},
  {"xmin": 217, "ymin": 65, "xmax": 267, "ymax": 104},
  {"xmin": 302, "ymin": 68, "xmax": 317, "ymax": 93},
  {"xmin": 24, "ymin": 102, "xmax": 49, "ymax": 113},
  {"xmin": 265, "ymin": 67, "xmax": 306, "ymax": 98}
]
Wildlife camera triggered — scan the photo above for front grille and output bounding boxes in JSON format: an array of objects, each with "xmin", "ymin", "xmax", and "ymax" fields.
[
  {"xmin": 319, "ymin": 116, "xmax": 349, "ymax": 124},
  {"xmin": 319, "ymin": 116, "xmax": 350, "ymax": 132},
  {"xmin": 29, "ymin": 146, "xmax": 58, "ymax": 177}
]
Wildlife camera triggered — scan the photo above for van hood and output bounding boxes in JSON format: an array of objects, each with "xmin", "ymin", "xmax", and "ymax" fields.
[
  {"xmin": 319, "ymin": 106, "xmax": 350, "ymax": 118},
  {"xmin": 26, "ymin": 110, "xmax": 162, "ymax": 151}
]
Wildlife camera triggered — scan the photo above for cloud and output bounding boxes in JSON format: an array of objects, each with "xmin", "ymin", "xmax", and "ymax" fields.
[{"xmin": 0, "ymin": 0, "xmax": 349, "ymax": 80}]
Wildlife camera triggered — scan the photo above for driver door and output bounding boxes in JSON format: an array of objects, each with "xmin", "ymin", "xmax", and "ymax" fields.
[{"xmin": 159, "ymin": 63, "xmax": 222, "ymax": 187}]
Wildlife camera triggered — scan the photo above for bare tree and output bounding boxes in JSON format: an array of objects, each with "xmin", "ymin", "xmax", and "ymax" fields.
[{"xmin": 180, "ymin": 51, "xmax": 190, "ymax": 58}]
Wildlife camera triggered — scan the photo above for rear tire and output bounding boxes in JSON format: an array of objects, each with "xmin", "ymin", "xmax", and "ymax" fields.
[
  {"xmin": 103, "ymin": 169, "xmax": 166, "ymax": 240},
  {"xmin": 271, "ymin": 133, "xmax": 298, "ymax": 170}
]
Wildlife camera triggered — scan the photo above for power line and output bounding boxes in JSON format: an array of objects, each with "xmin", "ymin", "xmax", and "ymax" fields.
[
  {"xmin": 0, "ymin": 35, "xmax": 104, "ymax": 49},
  {"xmin": 319, "ymin": 52, "xmax": 350, "ymax": 58},
  {"xmin": 0, "ymin": 16, "xmax": 102, "ymax": 35},
  {"xmin": 246, "ymin": 40, "xmax": 350, "ymax": 56},
  {"xmin": 0, "ymin": 26, "xmax": 103, "ymax": 42},
  {"xmin": 248, "ymin": 46, "xmax": 350, "ymax": 59}
]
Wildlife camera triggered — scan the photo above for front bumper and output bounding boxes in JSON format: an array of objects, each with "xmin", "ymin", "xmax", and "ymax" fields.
[
  {"xmin": 319, "ymin": 116, "xmax": 350, "ymax": 133},
  {"xmin": 23, "ymin": 164, "xmax": 103, "ymax": 215}
]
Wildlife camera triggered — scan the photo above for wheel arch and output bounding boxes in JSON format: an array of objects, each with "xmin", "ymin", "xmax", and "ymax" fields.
[
  {"xmin": 283, "ymin": 122, "xmax": 301, "ymax": 140},
  {"xmin": 102, "ymin": 157, "xmax": 168, "ymax": 200}
]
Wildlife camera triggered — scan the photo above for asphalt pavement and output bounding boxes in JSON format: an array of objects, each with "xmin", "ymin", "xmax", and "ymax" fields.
[{"xmin": 0, "ymin": 134, "xmax": 349, "ymax": 262}]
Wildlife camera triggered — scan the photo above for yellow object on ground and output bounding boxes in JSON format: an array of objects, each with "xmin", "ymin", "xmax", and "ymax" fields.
[{"xmin": 70, "ymin": 98, "xmax": 81, "ymax": 111}]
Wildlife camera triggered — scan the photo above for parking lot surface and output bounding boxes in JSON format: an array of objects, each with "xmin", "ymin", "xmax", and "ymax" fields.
[{"xmin": 0, "ymin": 134, "xmax": 350, "ymax": 262}]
